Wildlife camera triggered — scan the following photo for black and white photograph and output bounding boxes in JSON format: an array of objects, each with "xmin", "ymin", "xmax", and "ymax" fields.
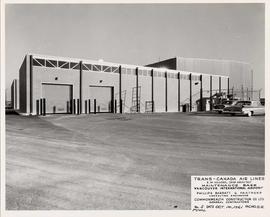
[{"xmin": 1, "ymin": 1, "xmax": 269, "ymax": 216}]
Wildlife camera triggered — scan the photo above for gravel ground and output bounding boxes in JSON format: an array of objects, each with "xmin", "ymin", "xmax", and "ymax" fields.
[{"xmin": 6, "ymin": 112, "xmax": 265, "ymax": 210}]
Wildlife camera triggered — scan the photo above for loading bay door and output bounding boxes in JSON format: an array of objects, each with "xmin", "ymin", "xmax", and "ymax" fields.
[
  {"xmin": 42, "ymin": 83, "xmax": 73, "ymax": 114},
  {"xmin": 89, "ymin": 86, "xmax": 113, "ymax": 113}
]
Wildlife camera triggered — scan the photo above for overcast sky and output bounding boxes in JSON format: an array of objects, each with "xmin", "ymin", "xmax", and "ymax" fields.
[{"xmin": 5, "ymin": 3, "xmax": 265, "ymax": 98}]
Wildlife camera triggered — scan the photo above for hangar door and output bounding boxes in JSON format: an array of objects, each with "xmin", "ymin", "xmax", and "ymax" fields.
[
  {"xmin": 89, "ymin": 86, "xmax": 113, "ymax": 113},
  {"xmin": 42, "ymin": 83, "xmax": 72, "ymax": 114}
]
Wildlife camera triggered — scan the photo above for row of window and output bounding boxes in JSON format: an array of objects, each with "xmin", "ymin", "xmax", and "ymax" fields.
[
  {"xmin": 116, "ymin": 68, "xmax": 200, "ymax": 80},
  {"xmin": 33, "ymin": 58, "xmax": 119, "ymax": 72},
  {"xmin": 32, "ymin": 57, "xmax": 201, "ymax": 80}
]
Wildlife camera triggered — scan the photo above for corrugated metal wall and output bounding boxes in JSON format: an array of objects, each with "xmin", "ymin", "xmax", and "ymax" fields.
[{"xmin": 176, "ymin": 57, "xmax": 253, "ymax": 92}]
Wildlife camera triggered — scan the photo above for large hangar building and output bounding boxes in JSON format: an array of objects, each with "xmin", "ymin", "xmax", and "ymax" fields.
[{"xmin": 19, "ymin": 54, "xmax": 231, "ymax": 115}]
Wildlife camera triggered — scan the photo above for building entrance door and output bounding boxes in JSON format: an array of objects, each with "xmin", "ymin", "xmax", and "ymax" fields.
[
  {"xmin": 89, "ymin": 86, "xmax": 114, "ymax": 113},
  {"xmin": 42, "ymin": 83, "xmax": 73, "ymax": 114}
]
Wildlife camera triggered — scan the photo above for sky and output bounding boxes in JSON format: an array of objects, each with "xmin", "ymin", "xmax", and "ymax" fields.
[{"xmin": 5, "ymin": 3, "xmax": 265, "ymax": 99}]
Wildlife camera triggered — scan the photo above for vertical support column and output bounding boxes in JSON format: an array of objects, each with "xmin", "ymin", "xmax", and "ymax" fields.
[
  {"xmin": 14, "ymin": 80, "xmax": 17, "ymax": 109},
  {"xmin": 88, "ymin": 99, "xmax": 91, "ymax": 114},
  {"xmin": 77, "ymin": 99, "xmax": 80, "ymax": 115},
  {"xmin": 111, "ymin": 100, "xmax": 114, "ymax": 113},
  {"xmin": 36, "ymin": 100, "xmax": 39, "ymax": 115},
  {"xmin": 70, "ymin": 99, "xmax": 72, "ymax": 114},
  {"xmin": 16, "ymin": 79, "xmax": 18, "ymax": 109},
  {"xmin": 210, "ymin": 75, "xmax": 213, "ymax": 111},
  {"xmin": 115, "ymin": 100, "xmax": 117, "ymax": 113},
  {"xmin": 94, "ymin": 99, "xmax": 97, "ymax": 114},
  {"xmin": 42, "ymin": 98, "xmax": 46, "ymax": 116},
  {"xmin": 85, "ymin": 100, "xmax": 87, "ymax": 114},
  {"xmin": 165, "ymin": 71, "xmax": 168, "ymax": 112},
  {"xmin": 73, "ymin": 99, "xmax": 76, "ymax": 114},
  {"xmin": 219, "ymin": 76, "xmax": 221, "ymax": 93},
  {"xmin": 178, "ymin": 72, "xmax": 181, "ymax": 112},
  {"xmin": 189, "ymin": 73, "xmax": 192, "ymax": 112},
  {"xmin": 200, "ymin": 74, "xmax": 203, "ymax": 112},
  {"xmin": 151, "ymin": 69, "xmax": 154, "ymax": 112},
  {"xmin": 66, "ymin": 101, "xmax": 69, "ymax": 113},
  {"xmin": 111, "ymin": 87, "xmax": 114, "ymax": 113},
  {"xmin": 119, "ymin": 65, "xmax": 122, "ymax": 114},
  {"xmin": 136, "ymin": 67, "xmax": 139, "ymax": 113},
  {"xmin": 210, "ymin": 75, "xmax": 213, "ymax": 110},
  {"xmin": 79, "ymin": 61, "xmax": 83, "ymax": 114},
  {"xmin": 40, "ymin": 99, "xmax": 43, "ymax": 115},
  {"xmin": 120, "ymin": 99, "xmax": 123, "ymax": 113},
  {"xmin": 227, "ymin": 77, "xmax": 230, "ymax": 96},
  {"xmin": 30, "ymin": 55, "xmax": 33, "ymax": 114}
]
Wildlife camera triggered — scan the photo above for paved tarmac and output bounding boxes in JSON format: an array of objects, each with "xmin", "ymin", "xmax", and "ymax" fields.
[{"xmin": 6, "ymin": 112, "xmax": 265, "ymax": 210}]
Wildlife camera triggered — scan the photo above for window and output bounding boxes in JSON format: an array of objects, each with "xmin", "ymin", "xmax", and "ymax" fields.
[
  {"xmin": 45, "ymin": 59, "xmax": 57, "ymax": 68},
  {"xmin": 85, "ymin": 64, "xmax": 92, "ymax": 71},
  {"xmin": 82, "ymin": 64, "xmax": 89, "ymax": 70},
  {"xmin": 131, "ymin": 69, "xmax": 136, "ymax": 75},
  {"xmin": 143, "ymin": 70, "xmax": 147, "ymax": 76},
  {"xmin": 70, "ymin": 62, "xmax": 80, "ymax": 70},
  {"xmin": 181, "ymin": 74, "xmax": 189, "ymax": 80},
  {"xmin": 33, "ymin": 58, "xmax": 45, "ymax": 66},
  {"xmin": 112, "ymin": 66, "xmax": 119, "ymax": 73},
  {"xmin": 93, "ymin": 65, "xmax": 102, "ymax": 71},
  {"xmin": 58, "ymin": 61, "xmax": 69, "ymax": 69},
  {"xmin": 192, "ymin": 75, "xmax": 200, "ymax": 81},
  {"xmin": 50, "ymin": 60, "xmax": 57, "ymax": 66},
  {"xmin": 121, "ymin": 68, "xmax": 126, "ymax": 74},
  {"xmin": 127, "ymin": 68, "xmax": 136, "ymax": 75},
  {"xmin": 33, "ymin": 59, "xmax": 41, "ymax": 66},
  {"xmin": 103, "ymin": 66, "xmax": 111, "ymax": 72},
  {"xmin": 45, "ymin": 60, "xmax": 55, "ymax": 68}
]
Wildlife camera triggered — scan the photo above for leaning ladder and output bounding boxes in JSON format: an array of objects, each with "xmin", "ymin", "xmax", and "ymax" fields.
[{"xmin": 130, "ymin": 86, "xmax": 141, "ymax": 113}]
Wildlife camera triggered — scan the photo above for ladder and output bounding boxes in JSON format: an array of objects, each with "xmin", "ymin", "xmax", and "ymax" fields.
[{"xmin": 130, "ymin": 86, "xmax": 141, "ymax": 113}]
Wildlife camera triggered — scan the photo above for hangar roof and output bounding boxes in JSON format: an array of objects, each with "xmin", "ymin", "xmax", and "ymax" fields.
[{"xmin": 27, "ymin": 53, "xmax": 229, "ymax": 78}]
